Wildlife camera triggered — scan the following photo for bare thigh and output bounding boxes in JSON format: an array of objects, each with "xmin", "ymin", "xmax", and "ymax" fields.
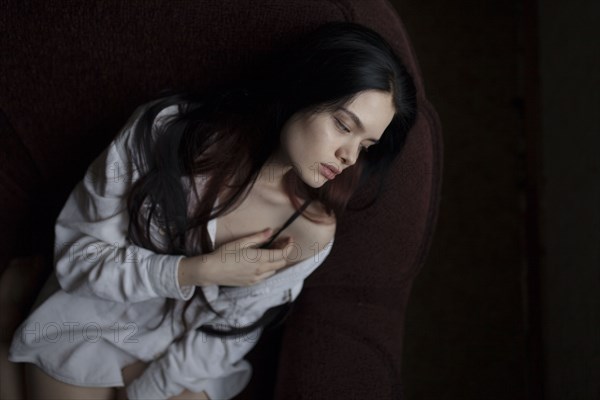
[
  {"xmin": 117, "ymin": 360, "xmax": 211, "ymax": 400},
  {"xmin": 1, "ymin": 343, "xmax": 25, "ymax": 399},
  {"xmin": 24, "ymin": 363, "xmax": 115, "ymax": 400}
]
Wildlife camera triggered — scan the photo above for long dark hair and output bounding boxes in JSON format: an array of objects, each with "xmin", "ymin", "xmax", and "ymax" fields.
[{"xmin": 125, "ymin": 22, "xmax": 417, "ymax": 337}]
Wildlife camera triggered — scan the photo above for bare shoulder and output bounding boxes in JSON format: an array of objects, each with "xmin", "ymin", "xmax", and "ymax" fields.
[
  {"xmin": 291, "ymin": 201, "xmax": 336, "ymax": 261},
  {"xmin": 313, "ymin": 215, "xmax": 336, "ymax": 245}
]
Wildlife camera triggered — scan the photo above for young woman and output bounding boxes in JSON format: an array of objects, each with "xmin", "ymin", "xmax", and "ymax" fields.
[{"xmin": 8, "ymin": 22, "xmax": 417, "ymax": 399}]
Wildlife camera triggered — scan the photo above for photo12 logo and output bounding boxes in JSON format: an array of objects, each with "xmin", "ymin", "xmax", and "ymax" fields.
[{"xmin": 18, "ymin": 321, "xmax": 139, "ymax": 344}]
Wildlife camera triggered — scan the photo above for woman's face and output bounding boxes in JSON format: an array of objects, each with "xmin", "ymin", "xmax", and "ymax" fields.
[{"xmin": 278, "ymin": 89, "xmax": 395, "ymax": 188}]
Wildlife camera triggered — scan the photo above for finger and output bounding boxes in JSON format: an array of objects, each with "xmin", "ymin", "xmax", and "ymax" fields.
[
  {"xmin": 267, "ymin": 236, "xmax": 293, "ymax": 250},
  {"xmin": 262, "ymin": 257, "xmax": 291, "ymax": 273},
  {"xmin": 274, "ymin": 238, "xmax": 296, "ymax": 259},
  {"xmin": 256, "ymin": 269, "xmax": 277, "ymax": 280},
  {"xmin": 238, "ymin": 228, "xmax": 273, "ymax": 249},
  {"xmin": 253, "ymin": 243, "xmax": 292, "ymax": 265}
]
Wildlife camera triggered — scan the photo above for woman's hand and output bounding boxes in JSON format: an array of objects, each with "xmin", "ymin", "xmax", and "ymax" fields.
[{"xmin": 179, "ymin": 228, "xmax": 294, "ymax": 288}]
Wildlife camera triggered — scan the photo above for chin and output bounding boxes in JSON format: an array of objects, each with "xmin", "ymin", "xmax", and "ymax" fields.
[
  {"xmin": 293, "ymin": 171, "xmax": 322, "ymax": 188},
  {"xmin": 303, "ymin": 173, "xmax": 329, "ymax": 188},
  {"xmin": 289, "ymin": 163, "xmax": 323, "ymax": 188},
  {"xmin": 306, "ymin": 180, "xmax": 326, "ymax": 189}
]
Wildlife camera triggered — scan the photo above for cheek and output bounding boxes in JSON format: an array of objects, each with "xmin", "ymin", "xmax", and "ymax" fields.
[
  {"xmin": 288, "ymin": 120, "xmax": 317, "ymax": 158},
  {"xmin": 284, "ymin": 130, "xmax": 306, "ymax": 163},
  {"xmin": 282, "ymin": 115, "xmax": 332, "ymax": 169},
  {"xmin": 302, "ymin": 118, "xmax": 331, "ymax": 152}
]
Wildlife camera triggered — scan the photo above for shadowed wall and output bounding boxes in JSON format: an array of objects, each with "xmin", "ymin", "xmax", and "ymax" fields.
[{"xmin": 389, "ymin": 0, "xmax": 600, "ymax": 398}]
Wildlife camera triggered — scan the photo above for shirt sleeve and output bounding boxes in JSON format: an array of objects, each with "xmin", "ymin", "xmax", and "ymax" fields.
[
  {"xmin": 125, "ymin": 325, "xmax": 262, "ymax": 400},
  {"xmin": 53, "ymin": 103, "xmax": 196, "ymax": 303},
  {"xmin": 125, "ymin": 243, "xmax": 334, "ymax": 399}
]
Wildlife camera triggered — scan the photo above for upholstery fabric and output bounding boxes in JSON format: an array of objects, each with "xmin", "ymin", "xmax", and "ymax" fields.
[{"xmin": 0, "ymin": 1, "xmax": 442, "ymax": 398}]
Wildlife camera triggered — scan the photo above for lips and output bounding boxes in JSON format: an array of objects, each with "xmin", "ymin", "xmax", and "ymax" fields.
[
  {"xmin": 325, "ymin": 164, "xmax": 340, "ymax": 175},
  {"xmin": 320, "ymin": 163, "xmax": 340, "ymax": 180}
]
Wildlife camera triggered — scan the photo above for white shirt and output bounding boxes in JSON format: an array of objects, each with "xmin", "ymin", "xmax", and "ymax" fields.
[{"xmin": 8, "ymin": 103, "xmax": 334, "ymax": 399}]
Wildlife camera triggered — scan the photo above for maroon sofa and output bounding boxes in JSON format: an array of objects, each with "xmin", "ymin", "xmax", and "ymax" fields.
[{"xmin": 0, "ymin": 1, "xmax": 442, "ymax": 398}]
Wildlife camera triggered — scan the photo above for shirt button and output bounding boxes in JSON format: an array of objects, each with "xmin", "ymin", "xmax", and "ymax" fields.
[{"xmin": 158, "ymin": 227, "xmax": 165, "ymax": 235}]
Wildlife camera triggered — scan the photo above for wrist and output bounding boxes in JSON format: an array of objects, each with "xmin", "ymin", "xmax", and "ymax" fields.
[
  {"xmin": 177, "ymin": 257, "xmax": 194, "ymax": 287},
  {"xmin": 178, "ymin": 254, "xmax": 214, "ymax": 287}
]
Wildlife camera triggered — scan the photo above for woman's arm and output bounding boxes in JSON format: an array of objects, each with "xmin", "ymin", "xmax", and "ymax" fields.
[
  {"xmin": 53, "ymin": 104, "xmax": 195, "ymax": 303},
  {"xmin": 127, "ymin": 242, "xmax": 334, "ymax": 399}
]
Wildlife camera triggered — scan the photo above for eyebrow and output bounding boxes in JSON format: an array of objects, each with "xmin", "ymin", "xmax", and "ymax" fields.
[{"xmin": 338, "ymin": 107, "xmax": 380, "ymax": 144}]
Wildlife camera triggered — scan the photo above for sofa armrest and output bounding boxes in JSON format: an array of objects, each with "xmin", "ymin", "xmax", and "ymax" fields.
[{"xmin": 274, "ymin": 286, "xmax": 412, "ymax": 399}]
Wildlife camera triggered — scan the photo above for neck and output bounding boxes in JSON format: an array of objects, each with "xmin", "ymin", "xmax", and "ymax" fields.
[{"xmin": 256, "ymin": 149, "xmax": 293, "ymax": 190}]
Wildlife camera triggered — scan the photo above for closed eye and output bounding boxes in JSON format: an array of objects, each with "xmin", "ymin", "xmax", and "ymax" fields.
[
  {"xmin": 333, "ymin": 116, "xmax": 371, "ymax": 154},
  {"xmin": 333, "ymin": 117, "xmax": 351, "ymax": 133}
]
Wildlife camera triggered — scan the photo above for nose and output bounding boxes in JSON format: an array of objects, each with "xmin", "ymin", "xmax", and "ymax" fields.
[{"xmin": 337, "ymin": 143, "xmax": 359, "ymax": 167}]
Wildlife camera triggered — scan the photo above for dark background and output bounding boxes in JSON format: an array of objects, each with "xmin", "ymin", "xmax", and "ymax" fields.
[
  {"xmin": 0, "ymin": 1, "xmax": 597, "ymax": 399},
  {"xmin": 388, "ymin": 0, "xmax": 599, "ymax": 399}
]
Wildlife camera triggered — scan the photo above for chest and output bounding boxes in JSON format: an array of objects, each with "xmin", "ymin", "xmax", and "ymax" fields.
[
  {"xmin": 212, "ymin": 187, "xmax": 322, "ymax": 262},
  {"xmin": 214, "ymin": 188, "xmax": 292, "ymax": 244}
]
